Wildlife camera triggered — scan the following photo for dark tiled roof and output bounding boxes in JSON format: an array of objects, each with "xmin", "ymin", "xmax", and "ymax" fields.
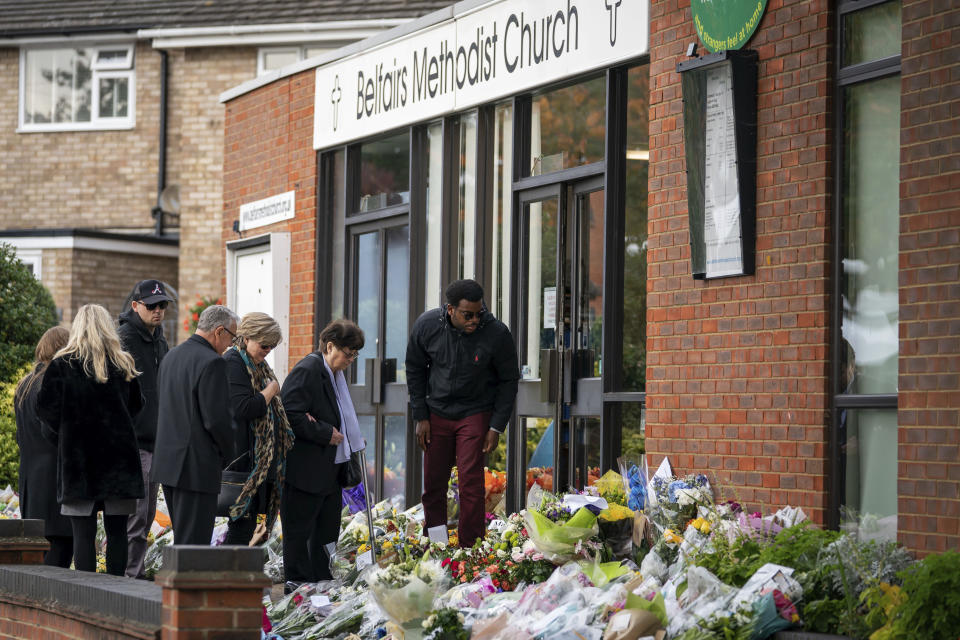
[{"xmin": 0, "ymin": 0, "xmax": 454, "ymax": 37}]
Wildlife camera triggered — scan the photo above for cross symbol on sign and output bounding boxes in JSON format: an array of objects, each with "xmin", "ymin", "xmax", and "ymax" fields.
[
  {"xmin": 331, "ymin": 75, "xmax": 342, "ymax": 131},
  {"xmin": 605, "ymin": 0, "xmax": 623, "ymax": 46}
]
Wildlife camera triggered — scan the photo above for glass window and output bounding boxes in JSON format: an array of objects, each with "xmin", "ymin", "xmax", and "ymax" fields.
[
  {"xmin": 458, "ymin": 112, "xmax": 478, "ymax": 279},
  {"xmin": 354, "ymin": 231, "xmax": 381, "ymax": 386},
  {"xmin": 623, "ymin": 65, "xmax": 650, "ymax": 391},
  {"xmin": 357, "ymin": 131, "xmax": 410, "ymax": 212},
  {"xmin": 385, "ymin": 225, "xmax": 409, "ymax": 384},
  {"xmin": 842, "ymin": 408, "xmax": 898, "ymax": 538},
  {"xmin": 523, "ymin": 197, "xmax": 560, "ymax": 379},
  {"xmin": 330, "ymin": 150, "xmax": 346, "ymax": 320},
  {"xmin": 841, "ymin": 75, "xmax": 900, "ymax": 395},
  {"xmin": 424, "ymin": 122, "xmax": 444, "ymax": 309},
  {"xmin": 530, "ymin": 75, "xmax": 606, "ymax": 175},
  {"xmin": 384, "ymin": 415, "xmax": 407, "ymax": 506},
  {"xmin": 22, "ymin": 45, "xmax": 134, "ymax": 129},
  {"xmin": 844, "ymin": 1, "xmax": 901, "ymax": 66},
  {"xmin": 490, "ymin": 103, "xmax": 514, "ymax": 322}
]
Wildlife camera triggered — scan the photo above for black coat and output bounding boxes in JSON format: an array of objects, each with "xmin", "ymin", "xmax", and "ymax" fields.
[
  {"xmin": 37, "ymin": 356, "xmax": 145, "ymax": 504},
  {"xmin": 223, "ymin": 348, "xmax": 271, "ymax": 475},
  {"xmin": 280, "ymin": 353, "xmax": 342, "ymax": 496},
  {"xmin": 151, "ymin": 334, "xmax": 234, "ymax": 494},
  {"xmin": 117, "ymin": 308, "xmax": 169, "ymax": 452},
  {"xmin": 15, "ymin": 376, "xmax": 72, "ymax": 536},
  {"xmin": 405, "ymin": 307, "xmax": 520, "ymax": 431}
]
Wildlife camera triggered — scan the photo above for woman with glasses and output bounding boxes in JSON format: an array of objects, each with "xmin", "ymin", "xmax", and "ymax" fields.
[
  {"xmin": 221, "ymin": 312, "xmax": 294, "ymax": 545},
  {"xmin": 279, "ymin": 318, "xmax": 365, "ymax": 589},
  {"xmin": 37, "ymin": 304, "xmax": 144, "ymax": 576}
]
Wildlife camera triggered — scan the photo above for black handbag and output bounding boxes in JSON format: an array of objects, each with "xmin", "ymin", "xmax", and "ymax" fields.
[
  {"xmin": 217, "ymin": 453, "xmax": 250, "ymax": 517},
  {"xmin": 338, "ymin": 450, "xmax": 363, "ymax": 489}
]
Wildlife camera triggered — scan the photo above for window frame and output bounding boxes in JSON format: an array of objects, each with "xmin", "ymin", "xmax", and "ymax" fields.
[
  {"xmin": 828, "ymin": 0, "xmax": 901, "ymax": 529},
  {"xmin": 18, "ymin": 44, "xmax": 136, "ymax": 132},
  {"xmin": 257, "ymin": 45, "xmax": 331, "ymax": 76}
]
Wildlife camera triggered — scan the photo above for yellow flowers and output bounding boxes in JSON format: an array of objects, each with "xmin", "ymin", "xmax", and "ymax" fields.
[
  {"xmin": 358, "ymin": 543, "xmax": 371, "ymax": 553},
  {"xmin": 689, "ymin": 517, "xmax": 711, "ymax": 534},
  {"xmin": 663, "ymin": 529, "xmax": 684, "ymax": 545},
  {"xmin": 599, "ymin": 503, "xmax": 635, "ymax": 522}
]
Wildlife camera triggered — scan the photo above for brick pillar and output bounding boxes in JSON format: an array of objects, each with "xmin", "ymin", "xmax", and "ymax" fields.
[
  {"xmin": 155, "ymin": 545, "xmax": 269, "ymax": 640},
  {"xmin": 0, "ymin": 520, "xmax": 49, "ymax": 565}
]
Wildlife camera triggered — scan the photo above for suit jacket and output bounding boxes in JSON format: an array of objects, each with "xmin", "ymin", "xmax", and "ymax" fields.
[
  {"xmin": 280, "ymin": 352, "xmax": 342, "ymax": 495},
  {"xmin": 37, "ymin": 357, "xmax": 145, "ymax": 504},
  {"xmin": 151, "ymin": 334, "xmax": 234, "ymax": 494}
]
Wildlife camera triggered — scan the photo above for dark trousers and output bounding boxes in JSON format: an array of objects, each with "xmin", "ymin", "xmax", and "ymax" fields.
[
  {"xmin": 126, "ymin": 449, "xmax": 159, "ymax": 578},
  {"xmin": 224, "ymin": 513, "xmax": 258, "ymax": 545},
  {"xmin": 280, "ymin": 483, "xmax": 342, "ymax": 583},
  {"xmin": 44, "ymin": 535, "xmax": 73, "ymax": 568},
  {"xmin": 162, "ymin": 485, "xmax": 217, "ymax": 546},
  {"xmin": 71, "ymin": 513, "xmax": 127, "ymax": 575},
  {"xmin": 422, "ymin": 411, "xmax": 490, "ymax": 548}
]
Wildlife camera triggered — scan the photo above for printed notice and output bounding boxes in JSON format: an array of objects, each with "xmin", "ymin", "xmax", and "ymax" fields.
[
  {"xmin": 427, "ymin": 524, "xmax": 449, "ymax": 545},
  {"xmin": 543, "ymin": 286, "xmax": 557, "ymax": 330},
  {"xmin": 703, "ymin": 65, "xmax": 743, "ymax": 278}
]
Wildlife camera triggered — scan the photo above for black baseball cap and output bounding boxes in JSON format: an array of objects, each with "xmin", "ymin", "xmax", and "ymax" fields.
[{"xmin": 133, "ymin": 280, "xmax": 175, "ymax": 305}]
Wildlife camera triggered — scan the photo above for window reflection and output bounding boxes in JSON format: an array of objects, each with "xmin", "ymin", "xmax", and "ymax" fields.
[
  {"xmin": 458, "ymin": 112, "xmax": 478, "ymax": 279},
  {"xmin": 623, "ymin": 65, "xmax": 649, "ymax": 391},
  {"xmin": 530, "ymin": 76, "xmax": 606, "ymax": 175},
  {"xmin": 384, "ymin": 415, "xmax": 407, "ymax": 507},
  {"xmin": 424, "ymin": 123, "xmax": 444, "ymax": 310},
  {"xmin": 490, "ymin": 103, "xmax": 514, "ymax": 322},
  {"xmin": 357, "ymin": 132, "xmax": 410, "ymax": 212}
]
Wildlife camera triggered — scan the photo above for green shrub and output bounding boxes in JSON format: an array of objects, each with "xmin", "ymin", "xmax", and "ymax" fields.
[
  {"xmin": 882, "ymin": 550, "xmax": 960, "ymax": 640},
  {"xmin": 0, "ymin": 368, "xmax": 28, "ymax": 490},
  {"xmin": 0, "ymin": 243, "xmax": 58, "ymax": 383}
]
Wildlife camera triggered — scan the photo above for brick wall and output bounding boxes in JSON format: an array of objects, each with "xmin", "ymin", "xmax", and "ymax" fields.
[
  {"xmin": 0, "ymin": 601, "xmax": 157, "ymax": 640},
  {"xmin": 222, "ymin": 69, "xmax": 318, "ymax": 370},
  {"xmin": 897, "ymin": 0, "xmax": 960, "ymax": 554},
  {"xmin": 646, "ymin": 0, "xmax": 833, "ymax": 523},
  {"xmin": 0, "ymin": 42, "xmax": 160, "ymax": 232},
  {"xmin": 169, "ymin": 46, "xmax": 257, "ymax": 342},
  {"xmin": 39, "ymin": 248, "xmax": 177, "ymax": 326}
]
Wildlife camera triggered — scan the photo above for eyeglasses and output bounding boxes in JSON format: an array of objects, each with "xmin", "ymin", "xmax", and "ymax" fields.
[
  {"xmin": 339, "ymin": 346, "xmax": 360, "ymax": 361},
  {"xmin": 141, "ymin": 301, "xmax": 168, "ymax": 311},
  {"xmin": 260, "ymin": 342, "xmax": 278, "ymax": 351},
  {"xmin": 222, "ymin": 325, "xmax": 238, "ymax": 341},
  {"xmin": 457, "ymin": 308, "xmax": 484, "ymax": 321}
]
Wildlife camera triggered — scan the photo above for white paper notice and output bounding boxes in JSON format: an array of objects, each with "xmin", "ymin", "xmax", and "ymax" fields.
[
  {"xmin": 356, "ymin": 550, "xmax": 374, "ymax": 569},
  {"xmin": 324, "ymin": 542, "xmax": 336, "ymax": 559},
  {"xmin": 427, "ymin": 524, "xmax": 449, "ymax": 545},
  {"xmin": 310, "ymin": 595, "xmax": 331, "ymax": 608},
  {"xmin": 543, "ymin": 286, "xmax": 556, "ymax": 329},
  {"xmin": 703, "ymin": 64, "xmax": 743, "ymax": 278}
]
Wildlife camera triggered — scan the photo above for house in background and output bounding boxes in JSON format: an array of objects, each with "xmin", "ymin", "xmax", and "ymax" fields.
[{"xmin": 0, "ymin": 0, "xmax": 451, "ymax": 361}]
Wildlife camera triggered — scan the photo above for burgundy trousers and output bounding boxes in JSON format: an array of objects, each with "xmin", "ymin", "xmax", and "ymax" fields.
[{"xmin": 422, "ymin": 411, "xmax": 491, "ymax": 548}]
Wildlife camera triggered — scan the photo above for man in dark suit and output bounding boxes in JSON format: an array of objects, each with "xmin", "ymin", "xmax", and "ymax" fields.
[{"xmin": 152, "ymin": 304, "xmax": 238, "ymax": 546}]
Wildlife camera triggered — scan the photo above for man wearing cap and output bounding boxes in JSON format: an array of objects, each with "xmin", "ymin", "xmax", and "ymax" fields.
[{"xmin": 118, "ymin": 280, "xmax": 172, "ymax": 578}]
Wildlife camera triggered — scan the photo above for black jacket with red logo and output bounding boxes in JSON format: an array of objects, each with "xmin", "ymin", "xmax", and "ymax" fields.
[{"xmin": 405, "ymin": 306, "xmax": 520, "ymax": 432}]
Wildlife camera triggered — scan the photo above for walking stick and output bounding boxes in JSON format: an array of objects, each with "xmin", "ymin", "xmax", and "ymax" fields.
[{"xmin": 359, "ymin": 448, "xmax": 377, "ymax": 564}]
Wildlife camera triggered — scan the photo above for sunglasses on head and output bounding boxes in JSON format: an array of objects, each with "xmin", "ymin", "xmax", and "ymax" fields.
[{"xmin": 141, "ymin": 301, "xmax": 168, "ymax": 311}]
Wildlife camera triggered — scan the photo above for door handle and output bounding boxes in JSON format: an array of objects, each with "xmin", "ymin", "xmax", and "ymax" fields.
[
  {"xmin": 364, "ymin": 358, "xmax": 397, "ymax": 405},
  {"xmin": 539, "ymin": 349, "xmax": 559, "ymax": 403}
]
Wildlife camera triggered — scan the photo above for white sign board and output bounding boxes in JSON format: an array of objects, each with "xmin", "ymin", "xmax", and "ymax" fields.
[
  {"xmin": 238, "ymin": 190, "xmax": 295, "ymax": 231},
  {"xmin": 315, "ymin": 0, "xmax": 649, "ymax": 149}
]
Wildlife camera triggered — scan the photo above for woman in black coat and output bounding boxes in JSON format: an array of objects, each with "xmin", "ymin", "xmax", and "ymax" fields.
[
  {"xmin": 15, "ymin": 325, "xmax": 72, "ymax": 567},
  {"xmin": 37, "ymin": 304, "xmax": 144, "ymax": 576},
  {"xmin": 222, "ymin": 312, "xmax": 292, "ymax": 545},
  {"xmin": 279, "ymin": 318, "xmax": 366, "ymax": 587}
]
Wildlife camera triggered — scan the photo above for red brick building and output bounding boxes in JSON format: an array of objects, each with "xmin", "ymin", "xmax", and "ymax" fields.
[{"xmin": 219, "ymin": 0, "xmax": 959, "ymax": 554}]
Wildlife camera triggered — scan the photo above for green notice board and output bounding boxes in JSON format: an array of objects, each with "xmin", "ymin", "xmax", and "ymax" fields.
[{"xmin": 691, "ymin": 0, "xmax": 768, "ymax": 53}]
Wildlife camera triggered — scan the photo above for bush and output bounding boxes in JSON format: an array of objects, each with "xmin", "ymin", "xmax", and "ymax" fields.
[
  {"xmin": 0, "ymin": 368, "xmax": 28, "ymax": 489},
  {"xmin": 0, "ymin": 243, "xmax": 58, "ymax": 383},
  {"xmin": 880, "ymin": 550, "xmax": 960, "ymax": 640}
]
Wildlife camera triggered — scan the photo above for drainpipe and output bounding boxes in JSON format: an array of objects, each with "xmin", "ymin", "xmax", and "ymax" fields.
[{"xmin": 152, "ymin": 49, "xmax": 169, "ymax": 236}]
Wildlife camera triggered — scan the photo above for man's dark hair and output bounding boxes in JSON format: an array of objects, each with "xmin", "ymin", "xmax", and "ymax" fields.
[
  {"xmin": 445, "ymin": 279, "xmax": 484, "ymax": 307},
  {"xmin": 318, "ymin": 318, "xmax": 365, "ymax": 352}
]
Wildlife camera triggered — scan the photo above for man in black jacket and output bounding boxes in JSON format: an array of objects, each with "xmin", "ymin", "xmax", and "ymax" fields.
[
  {"xmin": 118, "ymin": 279, "xmax": 171, "ymax": 578},
  {"xmin": 406, "ymin": 279, "xmax": 519, "ymax": 547},
  {"xmin": 152, "ymin": 304, "xmax": 237, "ymax": 546}
]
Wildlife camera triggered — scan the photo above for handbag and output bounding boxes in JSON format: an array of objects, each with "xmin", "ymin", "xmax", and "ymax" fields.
[
  {"xmin": 217, "ymin": 452, "xmax": 250, "ymax": 517},
  {"xmin": 338, "ymin": 450, "xmax": 364, "ymax": 489}
]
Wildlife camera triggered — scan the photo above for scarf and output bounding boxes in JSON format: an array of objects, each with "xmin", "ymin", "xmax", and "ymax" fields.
[
  {"xmin": 230, "ymin": 345, "xmax": 294, "ymax": 534},
  {"xmin": 318, "ymin": 352, "xmax": 364, "ymax": 462}
]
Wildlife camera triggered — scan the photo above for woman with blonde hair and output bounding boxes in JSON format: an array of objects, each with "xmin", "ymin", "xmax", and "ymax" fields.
[
  {"xmin": 15, "ymin": 325, "xmax": 72, "ymax": 567},
  {"xmin": 222, "ymin": 312, "xmax": 293, "ymax": 545},
  {"xmin": 38, "ymin": 304, "xmax": 144, "ymax": 575}
]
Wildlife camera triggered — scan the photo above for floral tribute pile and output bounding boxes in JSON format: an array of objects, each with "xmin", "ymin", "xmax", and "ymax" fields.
[{"xmin": 258, "ymin": 457, "xmax": 960, "ymax": 640}]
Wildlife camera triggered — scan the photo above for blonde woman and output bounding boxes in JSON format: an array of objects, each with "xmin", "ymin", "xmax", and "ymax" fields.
[
  {"xmin": 38, "ymin": 304, "xmax": 144, "ymax": 575},
  {"xmin": 15, "ymin": 325, "xmax": 72, "ymax": 567},
  {"xmin": 222, "ymin": 312, "xmax": 293, "ymax": 545}
]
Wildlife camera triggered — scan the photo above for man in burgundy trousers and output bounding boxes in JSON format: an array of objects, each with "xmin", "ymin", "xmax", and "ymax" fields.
[{"xmin": 406, "ymin": 279, "xmax": 520, "ymax": 547}]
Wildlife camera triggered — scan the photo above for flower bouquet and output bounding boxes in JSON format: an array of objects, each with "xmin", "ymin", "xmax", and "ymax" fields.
[
  {"xmin": 368, "ymin": 556, "xmax": 451, "ymax": 626},
  {"xmin": 523, "ymin": 505, "xmax": 599, "ymax": 564},
  {"xmin": 597, "ymin": 503, "xmax": 636, "ymax": 560},
  {"xmin": 422, "ymin": 607, "xmax": 470, "ymax": 640},
  {"xmin": 525, "ymin": 466, "xmax": 553, "ymax": 491},
  {"xmin": 484, "ymin": 468, "xmax": 507, "ymax": 515}
]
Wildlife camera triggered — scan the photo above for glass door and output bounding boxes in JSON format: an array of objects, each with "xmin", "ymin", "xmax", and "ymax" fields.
[
  {"xmin": 514, "ymin": 177, "xmax": 604, "ymax": 501},
  {"xmin": 348, "ymin": 217, "xmax": 411, "ymax": 507}
]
